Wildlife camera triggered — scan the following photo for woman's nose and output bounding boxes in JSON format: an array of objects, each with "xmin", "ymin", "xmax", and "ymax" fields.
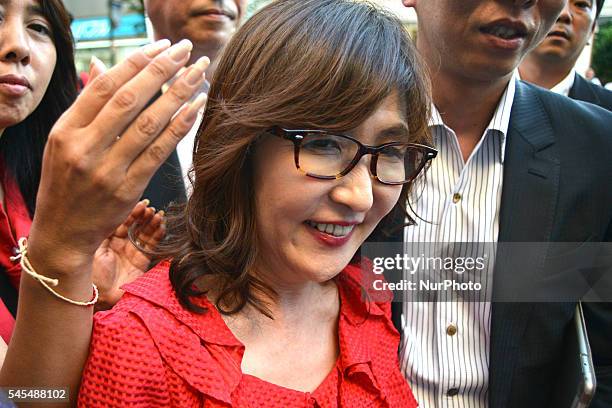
[
  {"xmin": 329, "ymin": 160, "xmax": 375, "ymax": 213},
  {"xmin": 0, "ymin": 21, "xmax": 31, "ymax": 65}
]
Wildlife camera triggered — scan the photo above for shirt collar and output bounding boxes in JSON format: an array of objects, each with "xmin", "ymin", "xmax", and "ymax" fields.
[
  {"xmin": 122, "ymin": 261, "xmax": 242, "ymax": 347},
  {"xmin": 428, "ymin": 71, "xmax": 517, "ymax": 163},
  {"xmin": 122, "ymin": 261, "xmax": 389, "ymax": 360},
  {"xmin": 550, "ymin": 68, "xmax": 576, "ymax": 97},
  {"xmin": 514, "ymin": 67, "xmax": 576, "ymax": 97},
  {"xmin": 121, "ymin": 261, "xmax": 393, "ymax": 401}
]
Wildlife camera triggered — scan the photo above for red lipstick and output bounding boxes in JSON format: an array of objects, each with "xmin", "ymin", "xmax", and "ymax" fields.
[{"xmin": 305, "ymin": 221, "xmax": 358, "ymax": 247}]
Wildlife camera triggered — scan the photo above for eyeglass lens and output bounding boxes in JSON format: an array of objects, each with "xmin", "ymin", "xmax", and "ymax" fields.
[{"xmin": 297, "ymin": 132, "xmax": 426, "ymax": 183}]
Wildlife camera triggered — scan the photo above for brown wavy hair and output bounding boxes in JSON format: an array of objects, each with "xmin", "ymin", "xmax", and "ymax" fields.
[{"xmin": 159, "ymin": 0, "xmax": 431, "ymax": 316}]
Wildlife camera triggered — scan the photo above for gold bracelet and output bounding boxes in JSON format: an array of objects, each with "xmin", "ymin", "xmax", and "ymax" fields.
[{"xmin": 10, "ymin": 237, "xmax": 98, "ymax": 306}]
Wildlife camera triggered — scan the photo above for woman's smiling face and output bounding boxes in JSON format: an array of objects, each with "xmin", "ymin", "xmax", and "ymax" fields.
[{"xmin": 252, "ymin": 92, "xmax": 406, "ymax": 285}]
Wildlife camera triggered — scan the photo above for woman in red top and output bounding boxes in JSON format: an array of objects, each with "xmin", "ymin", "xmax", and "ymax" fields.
[
  {"xmin": 0, "ymin": 0, "xmax": 210, "ymax": 401},
  {"xmin": 0, "ymin": 0, "xmax": 166, "ymax": 368},
  {"xmin": 79, "ymin": 0, "xmax": 435, "ymax": 406}
]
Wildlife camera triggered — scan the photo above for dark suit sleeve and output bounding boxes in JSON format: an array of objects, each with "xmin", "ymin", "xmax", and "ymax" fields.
[
  {"xmin": 579, "ymin": 97, "xmax": 612, "ymax": 407},
  {"xmin": 491, "ymin": 84, "xmax": 612, "ymax": 407},
  {"xmin": 583, "ymin": 220, "xmax": 612, "ymax": 408}
]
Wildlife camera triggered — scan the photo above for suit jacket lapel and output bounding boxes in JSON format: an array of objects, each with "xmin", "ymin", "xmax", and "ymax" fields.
[
  {"xmin": 568, "ymin": 74, "xmax": 601, "ymax": 106},
  {"xmin": 489, "ymin": 81, "xmax": 561, "ymax": 408}
]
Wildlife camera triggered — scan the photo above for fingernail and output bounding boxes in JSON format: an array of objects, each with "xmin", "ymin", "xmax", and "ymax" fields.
[
  {"xmin": 191, "ymin": 92, "xmax": 207, "ymax": 110},
  {"xmin": 89, "ymin": 56, "xmax": 95, "ymax": 73},
  {"xmin": 184, "ymin": 56, "xmax": 210, "ymax": 85},
  {"xmin": 143, "ymin": 39, "xmax": 171, "ymax": 57},
  {"xmin": 169, "ymin": 39, "xmax": 193, "ymax": 62},
  {"xmin": 150, "ymin": 207, "xmax": 156, "ymax": 212},
  {"xmin": 158, "ymin": 210, "xmax": 166, "ymax": 217},
  {"xmin": 195, "ymin": 56, "xmax": 210, "ymax": 71},
  {"xmin": 90, "ymin": 56, "xmax": 106, "ymax": 72},
  {"xmin": 141, "ymin": 198, "xmax": 150, "ymax": 206},
  {"xmin": 88, "ymin": 56, "xmax": 97, "ymax": 78},
  {"xmin": 184, "ymin": 66, "xmax": 202, "ymax": 85},
  {"xmin": 185, "ymin": 92, "xmax": 207, "ymax": 122}
]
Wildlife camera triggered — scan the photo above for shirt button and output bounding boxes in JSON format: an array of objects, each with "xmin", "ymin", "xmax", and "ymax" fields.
[
  {"xmin": 452, "ymin": 193, "xmax": 462, "ymax": 203},
  {"xmin": 446, "ymin": 324, "xmax": 458, "ymax": 336},
  {"xmin": 447, "ymin": 387, "xmax": 460, "ymax": 397}
]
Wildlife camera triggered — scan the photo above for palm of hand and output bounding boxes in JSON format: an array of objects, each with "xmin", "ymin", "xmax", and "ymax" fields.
[
  {"xmin": 91, "ymin": 203, "xmax": 164, "ymax": 310},
  {"xmin": 93, "ymin": 235, "xmax": 151, "ymax": 309}
]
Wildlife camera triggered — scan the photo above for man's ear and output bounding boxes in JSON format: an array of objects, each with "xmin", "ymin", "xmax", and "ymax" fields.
[
  {"xmin": 587, "ymin": 19, "xmax": 598, "ymax": 45},
  {"xmin": 403, "ymin": 0, "xmax": 417, "ymax": 7}
]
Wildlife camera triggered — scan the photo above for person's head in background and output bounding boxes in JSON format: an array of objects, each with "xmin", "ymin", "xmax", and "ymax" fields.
[
  {"xmin": 161, "ymin": 0, "xmax": 432, "ymax": 316},
  {"xmin": 519, "ymin": 0, "xmax": 604, "ymax": 89},
  {"xmin": 144, "ymin": 0, "xmax": 248, "ymax": 79},
  {"xmin": 402, "ymin": 0, "xmax": 566, "ymax": 90},
  {"xmin": 586, "ymin": 67, "xmax": 597, "ymax": 80},
  {"xmin": 0, "ymin": 0, "xmax": 77, "ymax": 214}
]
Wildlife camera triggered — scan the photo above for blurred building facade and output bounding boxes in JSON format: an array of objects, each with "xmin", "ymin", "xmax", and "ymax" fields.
[{"xmin": 63, "ymin": 0, "xmax": 149, "ymax": 75}]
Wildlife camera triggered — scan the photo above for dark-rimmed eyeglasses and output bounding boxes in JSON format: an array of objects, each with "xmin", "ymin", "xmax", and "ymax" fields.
[{"xmin": 268, "ymin": 127, "xmax": 437, "ymax": 185}]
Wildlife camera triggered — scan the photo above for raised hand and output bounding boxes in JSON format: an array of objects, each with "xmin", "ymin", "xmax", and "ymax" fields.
[
  {"xmin": 27, "ymin": 39, "xmax": 208, "ymax": 279},
  {"xmin": 92, "ymin": 199, "xmax": 166, "ymax": 310},
  {"xmin": 0, "ymin": 39, "xmax": 209, "ymax": 402}
]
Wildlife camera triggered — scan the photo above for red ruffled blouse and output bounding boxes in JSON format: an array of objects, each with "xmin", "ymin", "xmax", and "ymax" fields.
[{"xmin": 78, "ymin": 261, "xmax": 417, "ymax": 407}]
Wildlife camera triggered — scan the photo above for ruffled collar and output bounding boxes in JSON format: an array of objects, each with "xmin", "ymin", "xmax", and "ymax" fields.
[{"xmin": 121, "ymin": 261, "xmax": 395, "ymax": 405}]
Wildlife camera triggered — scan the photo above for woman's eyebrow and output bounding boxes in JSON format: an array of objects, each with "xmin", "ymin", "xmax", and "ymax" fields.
[
  {"xmin": 375, "ymin": 124, "xmax": 409, "ymax": 142},
  {"xmin": 0, "ymin": 0, "xmax": 45, "ymax": 16},
  {"xmin": 27, "ymin": 2, "xmax": 45, "ymax": 17}
]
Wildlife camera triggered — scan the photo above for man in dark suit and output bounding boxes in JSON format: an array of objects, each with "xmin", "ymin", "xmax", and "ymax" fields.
[
  {"xmin": 520, "ymin": 0, "xmax": 612, "ymax": 111},
  {"xmin": 569, "ymin": 70, "xmax": 612, "ymax": 109},
  {"xmin": 142, "ymin": 0, "xmax": 248, "ymax": 209},
  {"xmin": 396, "ymin": 0, "xmax": 612, "ymax": 407}
]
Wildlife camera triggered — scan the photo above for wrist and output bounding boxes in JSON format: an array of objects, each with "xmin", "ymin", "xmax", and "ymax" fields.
[
  {"xmin": 16, "ymin": 235, "xmax": 97, "ymax": 306},
  {"xmin": 26, "ymin": 228, "xmax": 94, "ymax": 280}
]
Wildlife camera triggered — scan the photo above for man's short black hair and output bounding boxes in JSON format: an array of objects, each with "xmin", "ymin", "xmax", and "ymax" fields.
[{"xmin": 596, "ymin": 0, "xmax": 605, "ymax": 20}]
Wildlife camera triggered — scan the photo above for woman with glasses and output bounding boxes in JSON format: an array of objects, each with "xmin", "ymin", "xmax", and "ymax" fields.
[{"xmin": 79, "ymin": 0, "xmax": 436, "ymax": 406}]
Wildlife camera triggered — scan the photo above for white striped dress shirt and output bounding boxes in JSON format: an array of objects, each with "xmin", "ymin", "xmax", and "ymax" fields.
[{"xmin": 400, "ymin": 75, "xmax": 517, "ymax": 408}]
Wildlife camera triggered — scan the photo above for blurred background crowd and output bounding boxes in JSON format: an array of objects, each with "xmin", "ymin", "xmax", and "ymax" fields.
[{"xmin": 66, "ymin": 0, "xmax": 612, "ymax": 88}]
